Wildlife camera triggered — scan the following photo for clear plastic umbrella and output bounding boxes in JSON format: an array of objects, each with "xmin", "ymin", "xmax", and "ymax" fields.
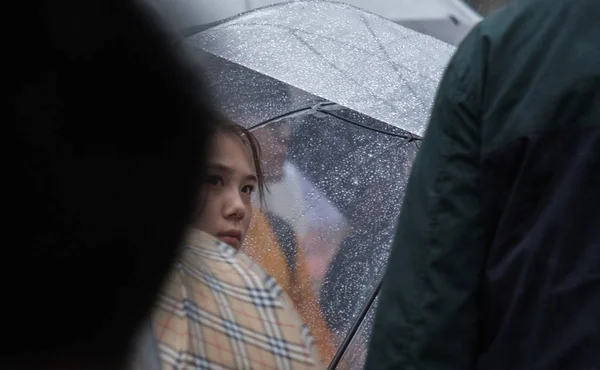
[
  {"xmin": 185, "ymin": 2, "xmax": 455, "ymax": 368},
  {"xmin": 189, "ymin": 1, "xmax": 455, "ymax": 136}
]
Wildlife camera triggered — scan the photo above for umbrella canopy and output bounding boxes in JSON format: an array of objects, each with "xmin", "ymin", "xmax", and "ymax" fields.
[
  {"xmin": 185, "ymin": 2, "xmax": 455, "ymax": 367},
  {"xmin": 188, "ymin": 1, "xmax": 455, "ymax": 136}
]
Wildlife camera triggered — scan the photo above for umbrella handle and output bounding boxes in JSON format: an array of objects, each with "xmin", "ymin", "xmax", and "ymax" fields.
[{"xmin": 327, "ymin": 275, "xmax": 383, "ymax": 370}]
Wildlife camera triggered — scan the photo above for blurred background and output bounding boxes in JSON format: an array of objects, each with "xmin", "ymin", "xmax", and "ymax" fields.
[
  {"xmin": 154, "ymin": 0, "xmax": 512, "ymax": 44},
  {"xmin": 466, "ymin": 0, "xmax": 511, "ymax": 15}
]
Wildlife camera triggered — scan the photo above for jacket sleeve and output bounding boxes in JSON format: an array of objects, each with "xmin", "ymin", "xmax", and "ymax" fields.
[{"xmin": 365, "ymin": 27, "xmax": 487, "ymax": 370}]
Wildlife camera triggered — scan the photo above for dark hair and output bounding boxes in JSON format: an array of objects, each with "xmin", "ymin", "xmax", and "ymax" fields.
[{"xmin": 214, "ymin": 116, "xmax": 267, "ymax": 203}]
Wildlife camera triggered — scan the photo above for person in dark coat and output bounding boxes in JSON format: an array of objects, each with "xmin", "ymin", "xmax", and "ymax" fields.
[
  {"xmin": 5, "ymin": 0, "xmax": 214, "ymax": 369},
  {"xmin": 365, "ymin": 0, "xmax": 600, "ymax": 369}
]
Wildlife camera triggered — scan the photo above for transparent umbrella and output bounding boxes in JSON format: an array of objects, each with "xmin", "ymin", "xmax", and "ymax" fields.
[{"xmin": 186, "ymin": 2, "xmax": 455, "ymax": 368}]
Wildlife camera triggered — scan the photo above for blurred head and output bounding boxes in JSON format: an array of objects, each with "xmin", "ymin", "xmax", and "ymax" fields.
[
  {"xmin": 5, "ymin": 0, "xmax": 217, "ymax": 368},
  {"xmin": 253, "ymin": 123, "xmax": 291, "ymax": 183},
  {"xmin": 194, "ymin": 119, "xmax": 265, "ymax": 249}
]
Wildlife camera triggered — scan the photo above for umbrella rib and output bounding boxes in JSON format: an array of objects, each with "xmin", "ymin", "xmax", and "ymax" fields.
[
  {"xmin": 321, "ymin": 110, "xmax": 419, "ymax": 141},
  {"xmin": 248, "ymin": 106, "xmax": 420, "ymax": 221},
  {"xmin": 248, "ymin": 102, "xmax": 421, "ymax": 140},
  {"xmin": 328, "ymin": 276, "xmax": 383, "ymax": 370},
  {"xmin": 247, "ymin": 102, "xmax": 337, "ymax": 131}
]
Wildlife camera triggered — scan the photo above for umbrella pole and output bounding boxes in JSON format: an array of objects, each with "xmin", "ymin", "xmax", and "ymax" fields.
[{"xmin": 327, "ymin": 275, "xmax": 384, "ymax": 370}]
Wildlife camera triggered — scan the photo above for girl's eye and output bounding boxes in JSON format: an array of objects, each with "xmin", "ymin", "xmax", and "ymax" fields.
[
  {"xmin": 241, "ymin": 185, "xmax": 254, "ymax": 194},
  {"xmin": 206, "ymin": 175, "xmax": 224, "ymax": 186}
]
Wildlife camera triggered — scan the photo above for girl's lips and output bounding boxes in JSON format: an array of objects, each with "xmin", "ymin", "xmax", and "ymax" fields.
[
  {"xmin": 217, "ymin": 231, "xmax": 242, "ymax": 248},
  {"xmin": 219, "ymin": 235, "xmax": 240, "ymax": 247}
]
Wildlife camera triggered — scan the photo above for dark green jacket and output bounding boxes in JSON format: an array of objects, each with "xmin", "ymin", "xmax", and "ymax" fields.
[{"xmin": 365, "ymin": 0, "xmax": 600, "ymax": 369}]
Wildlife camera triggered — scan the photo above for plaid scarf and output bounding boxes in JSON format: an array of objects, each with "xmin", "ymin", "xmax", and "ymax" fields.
[{"xmin": 139, "ymin": 229, "xmax": 323, "ymax": 369}]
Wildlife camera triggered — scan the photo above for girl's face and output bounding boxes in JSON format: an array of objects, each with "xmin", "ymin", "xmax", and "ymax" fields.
[{"xmin": 195, "ymin": 132, "xmax": 256, "ymax": 249}]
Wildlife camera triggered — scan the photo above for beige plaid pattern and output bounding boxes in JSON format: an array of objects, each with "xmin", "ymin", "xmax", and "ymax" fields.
[{"xmin": 148, "ymin": 229, "xmax": 323, "ymax": 369}]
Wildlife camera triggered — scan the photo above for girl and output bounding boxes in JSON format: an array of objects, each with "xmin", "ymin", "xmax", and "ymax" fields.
[{"xmin": 144, "ymin": 119, "xmax": 324, "ymax": 369}]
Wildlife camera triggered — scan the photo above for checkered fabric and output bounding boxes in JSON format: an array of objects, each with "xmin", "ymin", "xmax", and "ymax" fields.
[{"xmin": 147, "ymin": 229, "xmax": 323, "ymax": 370}]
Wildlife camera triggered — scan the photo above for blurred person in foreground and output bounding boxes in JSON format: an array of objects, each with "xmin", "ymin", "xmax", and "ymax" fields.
[
  {"xmin": 366, "ymin": 0, "xmax": 600, "ymax": 369},
  {"xmin": 143, "ymin": 119, "xmax": 323, "ymax": 369},
  {"xmin": 5, "ymin": 0, "xmax": 216, "ymax": 369}
]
